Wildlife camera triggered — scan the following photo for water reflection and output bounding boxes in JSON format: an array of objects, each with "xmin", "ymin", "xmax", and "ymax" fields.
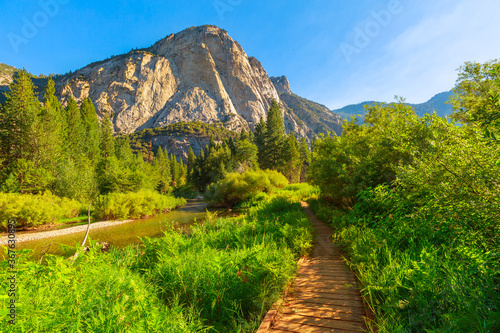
[{"xmin": 3, "ymin": 200, "xmax": 229, "ymax": 260}]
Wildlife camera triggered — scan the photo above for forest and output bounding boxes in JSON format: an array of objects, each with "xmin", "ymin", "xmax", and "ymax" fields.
[{"xmin": 0, "ymin": 60, "xmax": 499, "ymax": 332}]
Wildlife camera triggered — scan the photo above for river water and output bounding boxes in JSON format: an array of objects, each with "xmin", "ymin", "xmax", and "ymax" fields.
[{"xmin": 2, "ymin": 200, "xmax": 226, "ymax": 260}]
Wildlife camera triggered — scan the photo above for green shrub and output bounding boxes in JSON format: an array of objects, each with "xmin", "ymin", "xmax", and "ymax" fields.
[
  {"xmin": 0, "ymin": 192, "xmax": 81, "ymax": 229},
  {"xmin": 93, "ymin": 190, "xmax": 186, "ymax": 220},
  {"xmin": 204, "ymin": 169, "xmax": 288, "ymax": 207}
]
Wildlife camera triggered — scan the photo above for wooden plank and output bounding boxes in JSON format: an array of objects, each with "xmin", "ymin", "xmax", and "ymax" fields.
[
  {"xmin": 285, "ymin": 303, "xmax": 366, "ymax": 316},
  {"xmin": 258, "ymin": 202, "xmax": 370, "ymax": 332},
  {"xmin": 288, "ymin": 297, "xmax": 365, "ymax": 308},
  {"xmin": 295, "ymin": 279, "xmax": 357, "ymax": 288},
  {"xmin": 272, "ymin": 321, "xmax": 355, "ymax": 333},
  {"xmin": 292, "ymin": 291, "xmax": 362, "ymax": 302},
  {"xmin": 279, "ymin": 313, "xmax": 366, "ymax": 331},
  {"xmin": 282, "ymin": 307, "xmax": 365, "ymax": 322}
]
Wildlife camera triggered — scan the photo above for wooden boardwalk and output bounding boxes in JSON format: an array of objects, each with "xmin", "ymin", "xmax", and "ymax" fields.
[{"xmin": 256, "ymin": 202, "xmax": 370, "ymax": 333}]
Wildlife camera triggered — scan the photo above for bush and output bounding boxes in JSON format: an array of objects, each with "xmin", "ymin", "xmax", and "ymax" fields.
[
  {"xmin": 204, "ymin": 169, "xmax": 288, "ymax": 207},
  {"xmin": 0, "ymin": 192, "xmax": 81, "ymax": 230},
  {"xmin": 93, "ymin": 190, "xmax": 186, "ymax": 220}
]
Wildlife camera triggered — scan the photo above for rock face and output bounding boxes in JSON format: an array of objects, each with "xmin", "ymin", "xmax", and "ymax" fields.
[
  {"xmin": 54, "ymin": 25, "xmax": 316, "ymax": 138},
  {"xmin": 270, "ymin": 76, "xmax": 292, "ymax": 95},
  {"xmin": 271, "ymin": 76, "xmax": 343, "ymax": 136}
]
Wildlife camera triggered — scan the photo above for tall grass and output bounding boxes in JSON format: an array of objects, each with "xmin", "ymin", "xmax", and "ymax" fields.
[
  {"xmin": 309, "ymin": 193, "xmax": 500, "ymax": 332},
  {"xmin": 1, "ymin": 190, "xmax": 315, "ymax": 332}
]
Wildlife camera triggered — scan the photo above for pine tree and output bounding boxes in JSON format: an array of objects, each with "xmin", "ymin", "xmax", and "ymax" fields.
[
  {"xmin": 99, "ymin": 111, "xmax": 115, "ymax": 159},
  {"xmin": 254, "ymin": 117, "xmax": 267, "ymax": 166},
  {"xmin": 155, "ymin": 146, "xmax": 171, "ymax": 193},
  {"xmin": 260, "ymin": 100, "xmax": 286, "ymax": 170},
  {"xmin": 39, "ymin": 78, "xmax": 63, "ymax": 171},
  {"xmin": 63, "ymin": 98, "xmax": 86, "ymax": 159},
  {"xmin": 0, "ymin": 69, "xmax": 42, "ymax": 169},
  {"xmin": 187, "ymin": 147, "xmax": 196, "ymax": 183},
  {"xmin": 170, "ymin": 153, "xmax": 180, "ymax": 187},
  {"xmin": 80, "ymin": 97, "xmax": 100, "ymax": 165},
  {"xmin": 96, "ymin": 111, "xmax": 119, "ymax": 194}
]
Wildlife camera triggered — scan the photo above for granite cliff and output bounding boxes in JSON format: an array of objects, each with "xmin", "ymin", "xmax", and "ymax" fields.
[{"xmin": 54, "ymin": 25, "xmax": 336, "ymax": 138}]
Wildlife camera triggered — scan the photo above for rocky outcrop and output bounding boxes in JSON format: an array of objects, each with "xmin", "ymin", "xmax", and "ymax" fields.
[
  {"xmin": 55, "ymin": 25, "xmax": 314, "ymax": 137},
  {"xmin": 271, "ymin": 75, "xmax": 343, "ymax": 136},
  {"xmin": 270, "ymin": 76, "xmax": 292, "ymax": 94}
]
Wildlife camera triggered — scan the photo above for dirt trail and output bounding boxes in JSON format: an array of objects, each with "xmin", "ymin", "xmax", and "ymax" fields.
[{"xmin": 256, "ymin": 201, "xmax": 371, "ymax": 332}]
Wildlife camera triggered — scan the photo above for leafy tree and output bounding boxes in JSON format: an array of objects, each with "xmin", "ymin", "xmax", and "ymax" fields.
[
  {"xmin": 280, "ymin": 133, "xmax": 301, "ymax": 183},
  {"xmin": 234, "ymin": 139, "xmax": 258, "ymax": 173},
  {"xmin": 309, "ymin": 98, "xmax": 418, "ymax": 206},
  {"xmin": 450, "ymin": 60, "xmax": 500, "ymax": 138},
  {"xmin": 299, "ymin": 137, "xmax": 311, "ymax": 182}
]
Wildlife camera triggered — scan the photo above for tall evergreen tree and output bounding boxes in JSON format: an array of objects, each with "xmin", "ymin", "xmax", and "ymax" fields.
[
  {"xmin": 39, "ymin": 77, "xmax": 63, "ymax": 171},
  {"xmin": 0, "ymin": 69, "xmax": 42, "ymax": 168},
  {"xmin": 155, "ymin": 146, "xmax": 172, "ymax": 193},
  {"xmin": 187, "ymin": 147, "xmax": 196, "ymax": 183},
  {"xmin": 262, "ymin": 99, "xmax": 286, "ymax": 170},
  {"xmin": 254, "ymin": 117, "xmax": 267, "ymax": 166},
  {"xmin": 96, "ymin": 111, "xmax": 119, "ymax": 194},
  {"xmin": 63, "ymin": 98, "xmax": 86, "ymax": 158},
  {"xmin": 80, "ymin": 97, "xmax": 101, "ymax": 164}
]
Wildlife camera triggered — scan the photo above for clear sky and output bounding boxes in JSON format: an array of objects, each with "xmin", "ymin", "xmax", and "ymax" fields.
[{"xmin": 1, "ymin": 0, "xmax": 499, "ymax": 109}]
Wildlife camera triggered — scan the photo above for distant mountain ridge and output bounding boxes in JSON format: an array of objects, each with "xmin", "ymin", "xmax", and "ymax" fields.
[{"xmin": 333, "ymin": 91, "xmax": 454, "ymax": 119}]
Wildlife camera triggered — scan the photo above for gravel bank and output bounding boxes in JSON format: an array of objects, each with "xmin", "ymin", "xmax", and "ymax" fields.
[{"xmin": 0, "ymin": 219, "xmax": 134, "ymax": 246}]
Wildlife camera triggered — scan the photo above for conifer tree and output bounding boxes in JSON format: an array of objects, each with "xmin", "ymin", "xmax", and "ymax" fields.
[
  {"xmin": 187, "ymin": 147, "xmax": 196, "ymax": 183},
  {"xmin": 0, "ymin": 69, "xmax": 42, "ymax": 168},
  {"xmin": 170, "ymin": 153, "xmax": 180, "ymax": 187},
  {"xmin": 39, "ymin": 78, "xmax": 63, "ymax": 170},
  {"xmin": 254, "ymin": 117, "xmax": 267, "ymax": 166},
  {"xmin": 63, "ymin": 98, "xmax": 86, "ymax": 158},
  {"xmin": 96, "ymin": 111, "xmax": 119, "ymax": 194},
  {"xmin": 258, "ymin": 100, "xmax": 287, "ymax": 170},
  {"xmin": 99, "ymin": 111, "xmax": 115, "ymax": 159},
  {"xmin": 80, "ymin": 97, "xmax": 100, "ymax": 164},
  {"xmin": 155, "ymin": 146, "xmax": 172, "ymax": 193}
]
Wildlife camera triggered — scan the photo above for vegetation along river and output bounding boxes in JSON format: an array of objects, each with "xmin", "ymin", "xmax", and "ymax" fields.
[{"xmin": 0, "ymin": 200, "xmax": 232, "ymax": 260}]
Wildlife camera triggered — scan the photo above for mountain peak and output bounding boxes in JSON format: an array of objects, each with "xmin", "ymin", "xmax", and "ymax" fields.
[{"xmin": 270, "ymin": 76, "xmax": 291, "ymax": 95}]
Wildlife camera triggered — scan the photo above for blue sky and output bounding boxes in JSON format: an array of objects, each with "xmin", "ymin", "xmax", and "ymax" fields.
[{"xmin": 1, "ymin": 0, "xmax": 499, "ymax": 109}]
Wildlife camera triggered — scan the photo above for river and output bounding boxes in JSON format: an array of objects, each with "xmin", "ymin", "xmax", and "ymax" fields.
[{"xmin": 1, "ymin": 200, "xmax": 230, "ymax": 260}]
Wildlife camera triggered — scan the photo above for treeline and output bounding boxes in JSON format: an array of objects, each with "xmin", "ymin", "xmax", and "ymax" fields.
[
  {"xmin": 0, "ymin": 71, "xmax": 312, "ymax": 216},
  {"xmin": 188, "ymin": 100, "xmax": 311, "ymax": 193},
  {"xmin": 0, "ymin": 70, "xmax": 189, "ymax": 203},
  {"xmin": 308, "ymin": 60, "xmax": 500, "ymax": 331}
]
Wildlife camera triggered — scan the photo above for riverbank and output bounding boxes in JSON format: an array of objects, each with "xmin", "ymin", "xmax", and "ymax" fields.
[
  {"xmin": 0, "ymin": 199, "xmax": 210, "ymax": 247},
  {"xmin": 0, "ymin": 218, "xmax": 134, "ymax": 246}
]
